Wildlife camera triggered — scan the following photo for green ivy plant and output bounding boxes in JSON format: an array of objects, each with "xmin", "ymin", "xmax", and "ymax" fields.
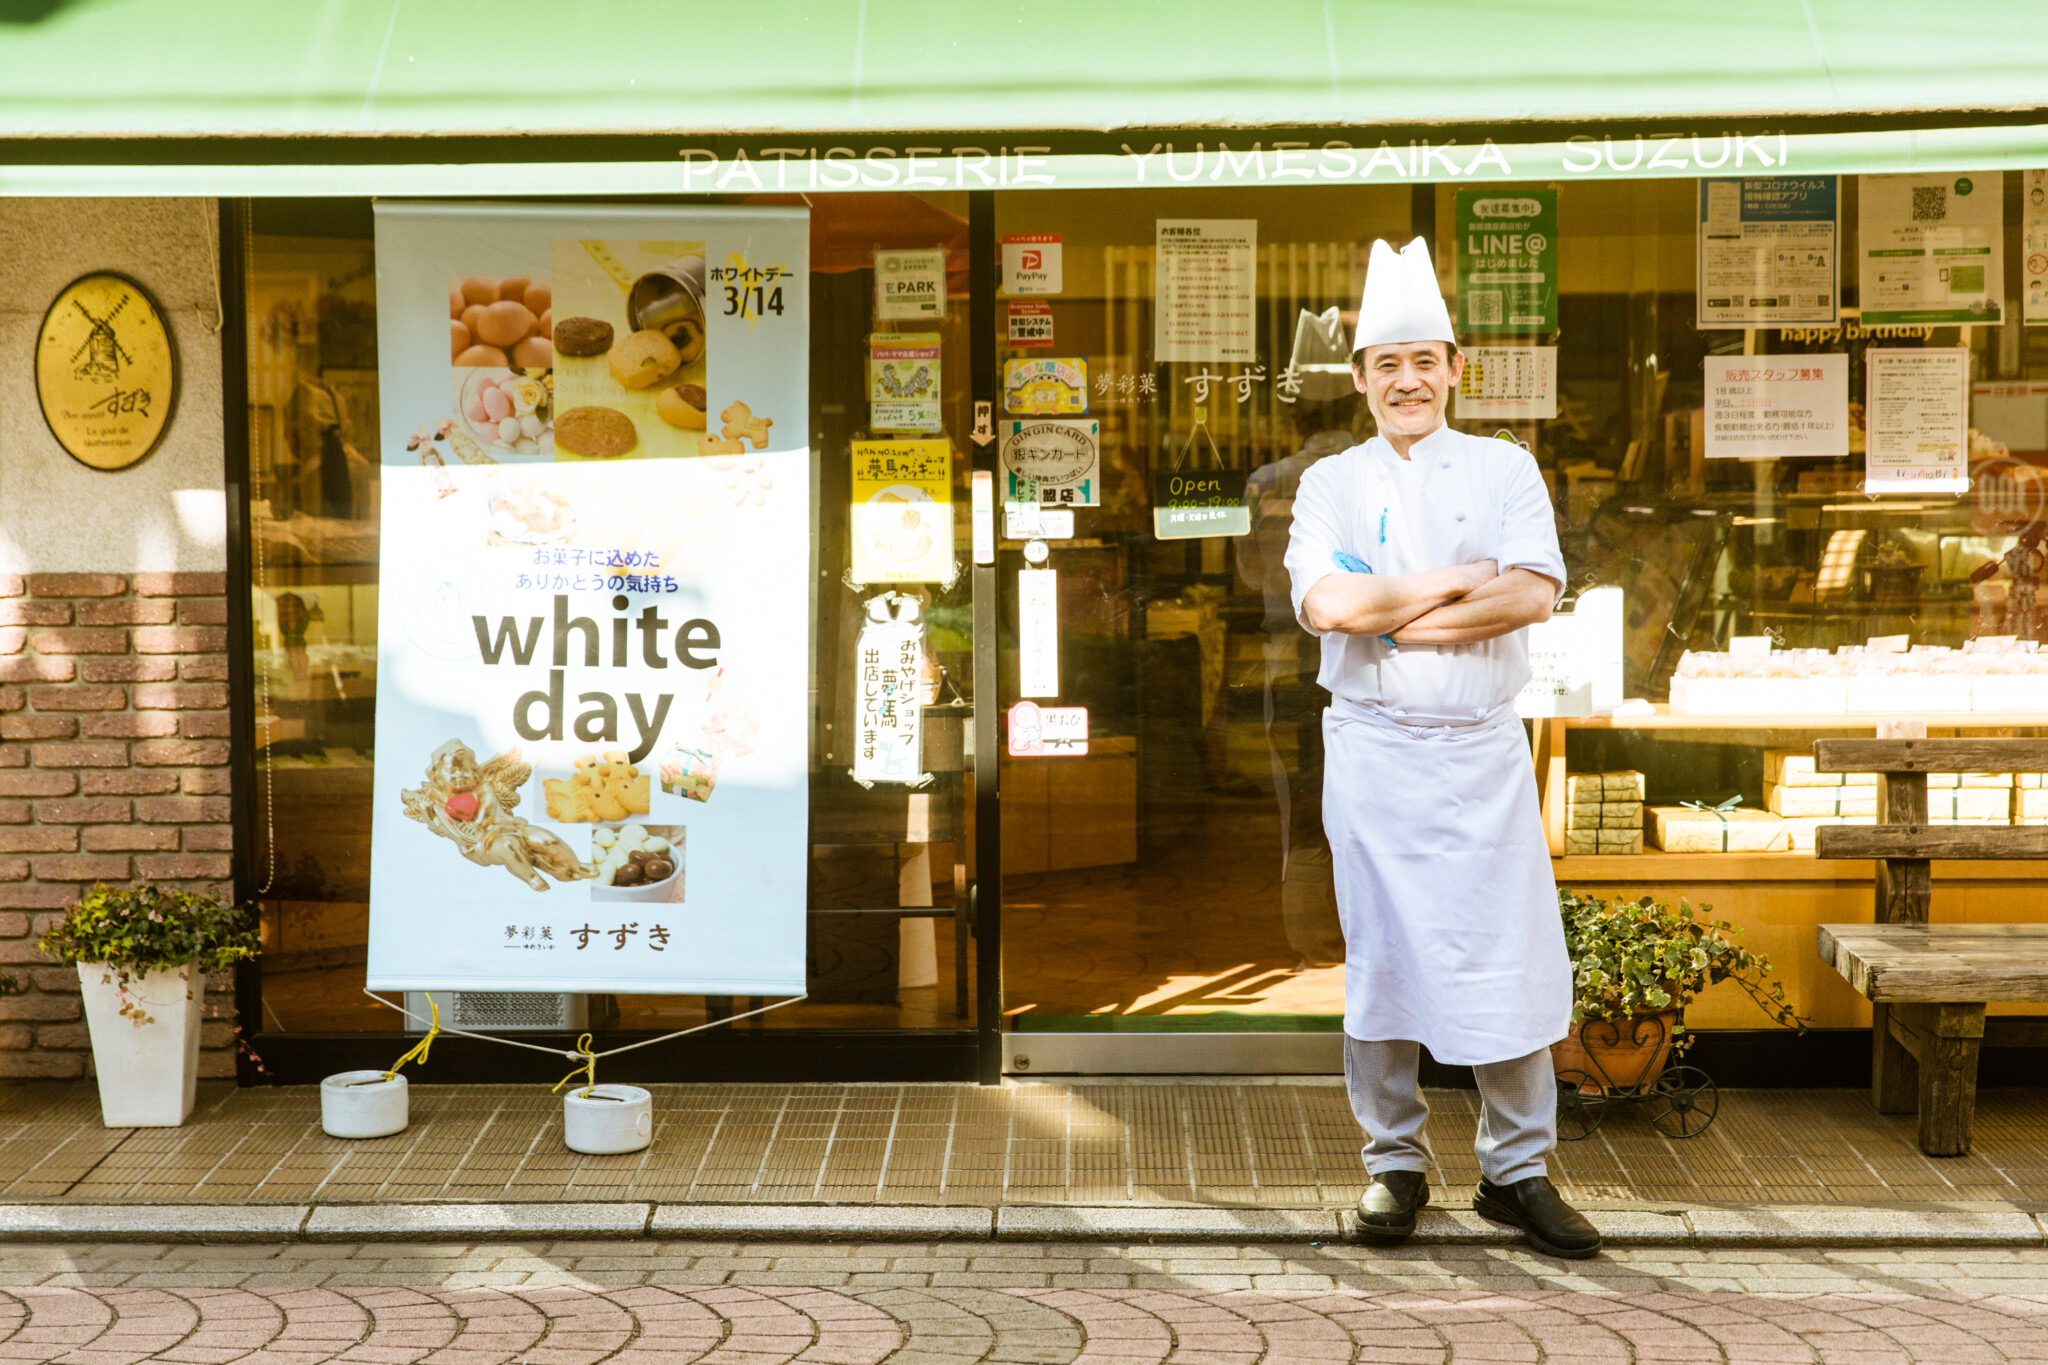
[
  {"xmin": 37, "ymin": 883, "xmax": 258, "ymax": 1027},
  {"xmin": 1559, "ymin": 889, "xmax": 1806, "ymax": 1051}
]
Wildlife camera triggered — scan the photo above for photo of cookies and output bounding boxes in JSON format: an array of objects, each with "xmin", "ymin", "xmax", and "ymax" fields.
[
  {"xmin": 543, "ymin": 751, "xmax": 652, "ymax": 824},
  {"xmin": 549, "ymin": 239, "xmax": 709, "ymax": 461},
  {"xmin": 554, "ymin": 405, "xmax": 638, "ymax": 459},
  {"xmin": 451, "ymin": 275, "xmax": 552, "ymax": 367}
]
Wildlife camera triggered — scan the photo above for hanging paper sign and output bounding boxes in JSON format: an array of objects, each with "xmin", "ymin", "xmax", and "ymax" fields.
[
  {"xmin": 1859, "ymin": 174, "xmax": 2004, "ymax": 325},
  {"xmin": 1003, "ymin": 357, "xmax": 1088, "ymax": 415},
  {"xmin": 851, "ymin": 597, "xmax": 929, "ymax": 787},
  {"xmin": 1001, "ymin": 234, "xmax": 1062, "ymax": 295},
  {"xmin": 874, "ymin": 247, "xmax": 947, "ymax": 320},
  {"xmin": 1005, "ymin": 505, "xmax": 1073, "ymax": 539},
  {"xmin": 1007, "ymin": 700, "xmax": 1088, "ymax": 756},
  {"xmin": 868, "ymin": 332, "xmax": 941, "ymax": 432},
  {"xmin": 1455, "ymin": 346, "xmax": 1558, "ymax": 419},
  {"xmin": 1153, "ymin": 470, "xmax": 1249, "ymax": 540},
  {"xmin": 2025, "ymin": 170, "xmax": 2048, "ymax": 326},
  {"xmin": 1704, "ymin": 354, "xmax": 1850, "ymax": 459},
  {"xmin": 1000, "ymin": 418, "xmax": 1099, "ymax": 506},
  {"xmin": 366, "ymin": 203, "xmax": 809, "ymax": 997},
  {"xmin": 1695, "ymin": 177, "xmax": 1839, "ymax": 328},
  {"xmin": 1154, "ymin": 219, "xmax": 1257, "ymax": 363},
  {"xmin": 1007, "ymin": 300, "xmax": 1054, "ymax": 348},
  {"xmin": 851, "ymin": 438, "xmax": 952, "ymax": 584},
  {"xmin": 1865, "ymin": 347, "xmax": 1970, "ymax": 494},
  {"xmin": 971, "ymin": 470, "xmax": 995, "ymax": 565},
  {"xmin": 1018, "ymin": 569, "xmax": 1060, "ymax": 697},
  {"xmin": 1455, "ymin": 189, "xmax": 1557, "ymax": 333}
]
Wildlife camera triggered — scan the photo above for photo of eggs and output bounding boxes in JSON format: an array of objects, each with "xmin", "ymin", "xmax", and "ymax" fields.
[
  {"xmin": 548, "ymin": 239, "xmax": 710, "ymax": 462},
  {"xmin": 590, "ymin": 823, "xmax": 684, "ymax": 904},
  {"xmin": 450, "ymin": 275, "xmax": 553, "ymax": 368}
]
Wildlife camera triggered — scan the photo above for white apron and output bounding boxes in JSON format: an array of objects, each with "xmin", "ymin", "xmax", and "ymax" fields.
[{"xmin": 1323, "ymin": 695, "xmax": 1572, "ymax": 1065}]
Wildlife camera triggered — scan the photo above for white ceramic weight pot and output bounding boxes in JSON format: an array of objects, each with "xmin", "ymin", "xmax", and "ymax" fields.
[
  {"xmin": 320, "ymin": 1070, "xmax": 410, "ymax": 1139},
  {"xmin": 563, "ymin": 1084, "xmax": 653, "ymax": 1154},
  {"xmin": 77, "ymin": 961, "xmax": 203, "ymax": 1127}
]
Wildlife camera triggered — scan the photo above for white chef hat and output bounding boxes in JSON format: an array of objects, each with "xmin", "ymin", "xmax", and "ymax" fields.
[
  {"xmin": 1286, "ymin": 306, "xmax": 1356, "ymax": 403},
  {"xmin": 1351, "ymin": 236, "xmax": 1457, "ymax": 355}
]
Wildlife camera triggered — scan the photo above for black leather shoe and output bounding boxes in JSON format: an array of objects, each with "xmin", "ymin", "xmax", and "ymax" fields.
[
  {"xmin": 1354, "ymin": 1170, "xmax": 1430, "ymax": 1244},
  {"xmin": 1473, "ymin": 1176, "xmax": 1601, "ymax": 1259}
]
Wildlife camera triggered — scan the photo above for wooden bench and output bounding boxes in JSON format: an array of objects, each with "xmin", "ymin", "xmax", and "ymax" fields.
[{"xmin": 1812, "ymin": 737, "xmax": 2048, "ymax": 1156}]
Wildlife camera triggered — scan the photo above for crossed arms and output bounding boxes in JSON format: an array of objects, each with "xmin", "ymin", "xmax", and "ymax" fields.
[{"xmin": 1300, "ymin": 560, "xmax": 1559, "ymax": 644}]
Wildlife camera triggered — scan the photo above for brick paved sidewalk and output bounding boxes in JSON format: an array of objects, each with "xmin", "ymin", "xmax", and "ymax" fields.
[
  {"xmin": 4, "ymin": 1079, "xmax": 2047, "ymax": 1210},
  {"xmin": 0, "ymin": 1240, "xmax": 2041, "ymax": 1362}
]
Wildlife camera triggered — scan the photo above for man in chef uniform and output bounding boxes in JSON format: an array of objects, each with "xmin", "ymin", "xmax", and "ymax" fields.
[{"xmin": 1285, "ymin": 237, "xmax": 1599, "ymax": 1259}]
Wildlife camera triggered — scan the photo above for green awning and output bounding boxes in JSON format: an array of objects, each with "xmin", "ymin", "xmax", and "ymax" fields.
[{"xmin": 0, "ymin": 0, "xmax": 2043, "ymax": 193}]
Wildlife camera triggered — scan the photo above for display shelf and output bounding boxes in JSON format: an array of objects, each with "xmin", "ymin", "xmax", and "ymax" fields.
[
  {"xmin": 1551, "ymin": 854, "xmax": 2048, "ymax": 881},
  {"xmin": 1560, "ymin": 704, "xmax": 2048, "ymax": 731}
]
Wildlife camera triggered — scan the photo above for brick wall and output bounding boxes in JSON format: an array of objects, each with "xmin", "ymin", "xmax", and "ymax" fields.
[{"xmin": 0, "ymin": 571, "xmax": 236, "ymax": 1079}]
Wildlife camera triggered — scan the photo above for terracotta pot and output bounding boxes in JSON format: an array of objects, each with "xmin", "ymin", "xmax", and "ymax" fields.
[{"xmin": 1551, "ymin": 1010, "xmax": 1680, "ymax": 1091}]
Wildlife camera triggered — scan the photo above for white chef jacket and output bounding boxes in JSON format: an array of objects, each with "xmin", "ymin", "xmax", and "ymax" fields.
[
  {"xmin": 1283, "ymin": 423, "xmax": 1566, "ymax": 713},
  {"xmin": 1282, "ymin": 421, "xmax": 1573, "ymax": 1064}
]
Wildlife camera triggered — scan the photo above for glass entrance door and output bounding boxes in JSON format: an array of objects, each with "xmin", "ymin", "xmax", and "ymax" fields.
[{"xmin": 992, "ymin": 186, "xmax": 1415, "ymax": 1070}]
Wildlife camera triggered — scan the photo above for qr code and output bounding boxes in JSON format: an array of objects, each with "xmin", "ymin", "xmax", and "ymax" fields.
[
  {"xmin": 1467, "ymin": 290, "xmax": 1503, "ymax": 324},
  {"xmin": 1912, "ymin": 185, "xmax": 1947, "ymax": 221}
]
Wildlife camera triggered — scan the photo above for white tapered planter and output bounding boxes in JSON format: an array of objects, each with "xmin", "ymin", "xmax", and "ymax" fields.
[
  {"xmin": 320, "ymin": 1070, "xmax": 410, "ymax": 1138},
  {"xmin": 77, "ymin": 961, "xmax": 203, "ymax": 1128},
  {"xmin": 563, "ymin": 1084, "xmax": 652, "ymax": 1154}
]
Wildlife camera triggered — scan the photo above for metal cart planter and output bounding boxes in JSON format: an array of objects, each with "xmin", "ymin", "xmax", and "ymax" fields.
[{"xmin": 1553, "ymin": 1012, "xmax": 1719, "ymax": 1140}]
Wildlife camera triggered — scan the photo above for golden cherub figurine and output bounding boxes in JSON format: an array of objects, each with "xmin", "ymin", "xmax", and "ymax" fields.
[{"xmin": 401, "ymin": 739, "xmax": 594, "ymax": 890}]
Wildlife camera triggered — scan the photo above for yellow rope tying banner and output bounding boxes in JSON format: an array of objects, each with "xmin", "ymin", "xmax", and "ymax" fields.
[
  {"xmin": 552, "ymin": 1032, "xmax": 599, "ymax": 1097},
  {"xmin": 381, "ymin": 995, "xmax": 440, "ymax": 1082}
]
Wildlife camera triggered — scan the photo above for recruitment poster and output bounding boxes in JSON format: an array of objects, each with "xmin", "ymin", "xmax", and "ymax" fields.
[
  {"xmin": 366, "ymin": 202, "xmax": 810, "ymax": 996},
  {"xmin": 1703, "ymin": 355, "xmax": 1849, "ymax": 459},
  {"xmin": 1865, "ymin": 347, "xmax": 1970, "ymax": 494},
  {"xmin": 1454, "ymin": 189, "xmax": 1557, "ymax": 333},
  {"xmin": 1695, "ymin": 177, "xmax": 1838, "ymax": 328},
  {"xmin": 1859, "ymin": 174, "xmax": 2004, "ymax": 325}
]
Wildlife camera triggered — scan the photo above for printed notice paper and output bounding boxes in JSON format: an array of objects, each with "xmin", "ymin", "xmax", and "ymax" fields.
[
  {"xmin": 1455, "ymin": 346, "xmax": 1557, "ymax": 419},
  {"xmin": 1704, "ymin": 355, "xmax": 1849, "ymax": 459},
  {"xmin": 1859, "ymin": 174, "xmax": 2004, "ymax": 325},
  {"xmin": 1154, "ymin": 220, "xmax": 1257, "ymax": 363},
  {"xmin": 1865, "ymin": 347, "xmax": 1970, "ymax": 494},
  {"xmin": 868, "ymin": 333, "xmax": 941, "ymax": 432},
  {"xmin": 1696, "ymin": 177, "xmax": 1839, "ymax": 328},
  {"xmin": 367, "ymin": 203, "xmax": 809, "ymax": 996}
]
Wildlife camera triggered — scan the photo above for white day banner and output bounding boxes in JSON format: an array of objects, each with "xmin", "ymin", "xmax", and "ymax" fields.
[{"xmin": 366, "ymin": 203, "xmax": 810, "ymax": 995}]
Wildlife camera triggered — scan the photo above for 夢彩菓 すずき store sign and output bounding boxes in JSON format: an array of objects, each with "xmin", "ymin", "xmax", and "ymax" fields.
[{"xmin": 366, "ymin": 202, "xmax": 809, "ymax": 995}]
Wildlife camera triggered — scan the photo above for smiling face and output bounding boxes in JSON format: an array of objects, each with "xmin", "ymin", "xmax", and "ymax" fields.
[{"xmin": 1353, "ymin": 341, "xmax": 1462, "ymax": 443}]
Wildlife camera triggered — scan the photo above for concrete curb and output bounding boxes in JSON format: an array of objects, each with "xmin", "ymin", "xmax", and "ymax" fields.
[{"xmin": 0, "ymin": 1202, "xmax": 2041, "ymax": 1247}]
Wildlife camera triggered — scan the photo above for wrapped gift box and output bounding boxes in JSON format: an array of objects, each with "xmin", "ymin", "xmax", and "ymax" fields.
[
  {"xmin": 1566, "ymin": 799, "xmax": 1643, "ymax": 829},
  {"xmin": 1844, "ymin": 674, "xmax": 1972, "ymax": 713},
  {"xmin": 1764, "ymin": 750, "xmax": 1877, "ymax": 788},
  {"xmin": 1766, "ymin": 783, "xmax": 1877, "ymax": 818},
  {"xmin": 1783, "ymin": 815, "xmax": 1875, "ymax": 852},
  {"xmin": 1565, "ymin": 828, "xmax": 1644, "ymax": 855},
  {"xmin": 1927, "ymin": 788, "xmax": 2011, "ymax": 821},
  {"xmin": 1926, "ymin": 771, "xmax": 2013, "ymax": 789},
  {"xmin": 1671, "ymin": 675, "xmax": 1845, "ymax": 716},
  {"xmin": 1565, "ymin": 770, "xmax": 1645, "ymax": 802},
  {"xmin": 1971, "ymin": 675, "xmax": 2048, "ymax": 712},
  {"xmin": 1649, "ymin": 805, "xmax": 1790, "ymax": 853}
]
